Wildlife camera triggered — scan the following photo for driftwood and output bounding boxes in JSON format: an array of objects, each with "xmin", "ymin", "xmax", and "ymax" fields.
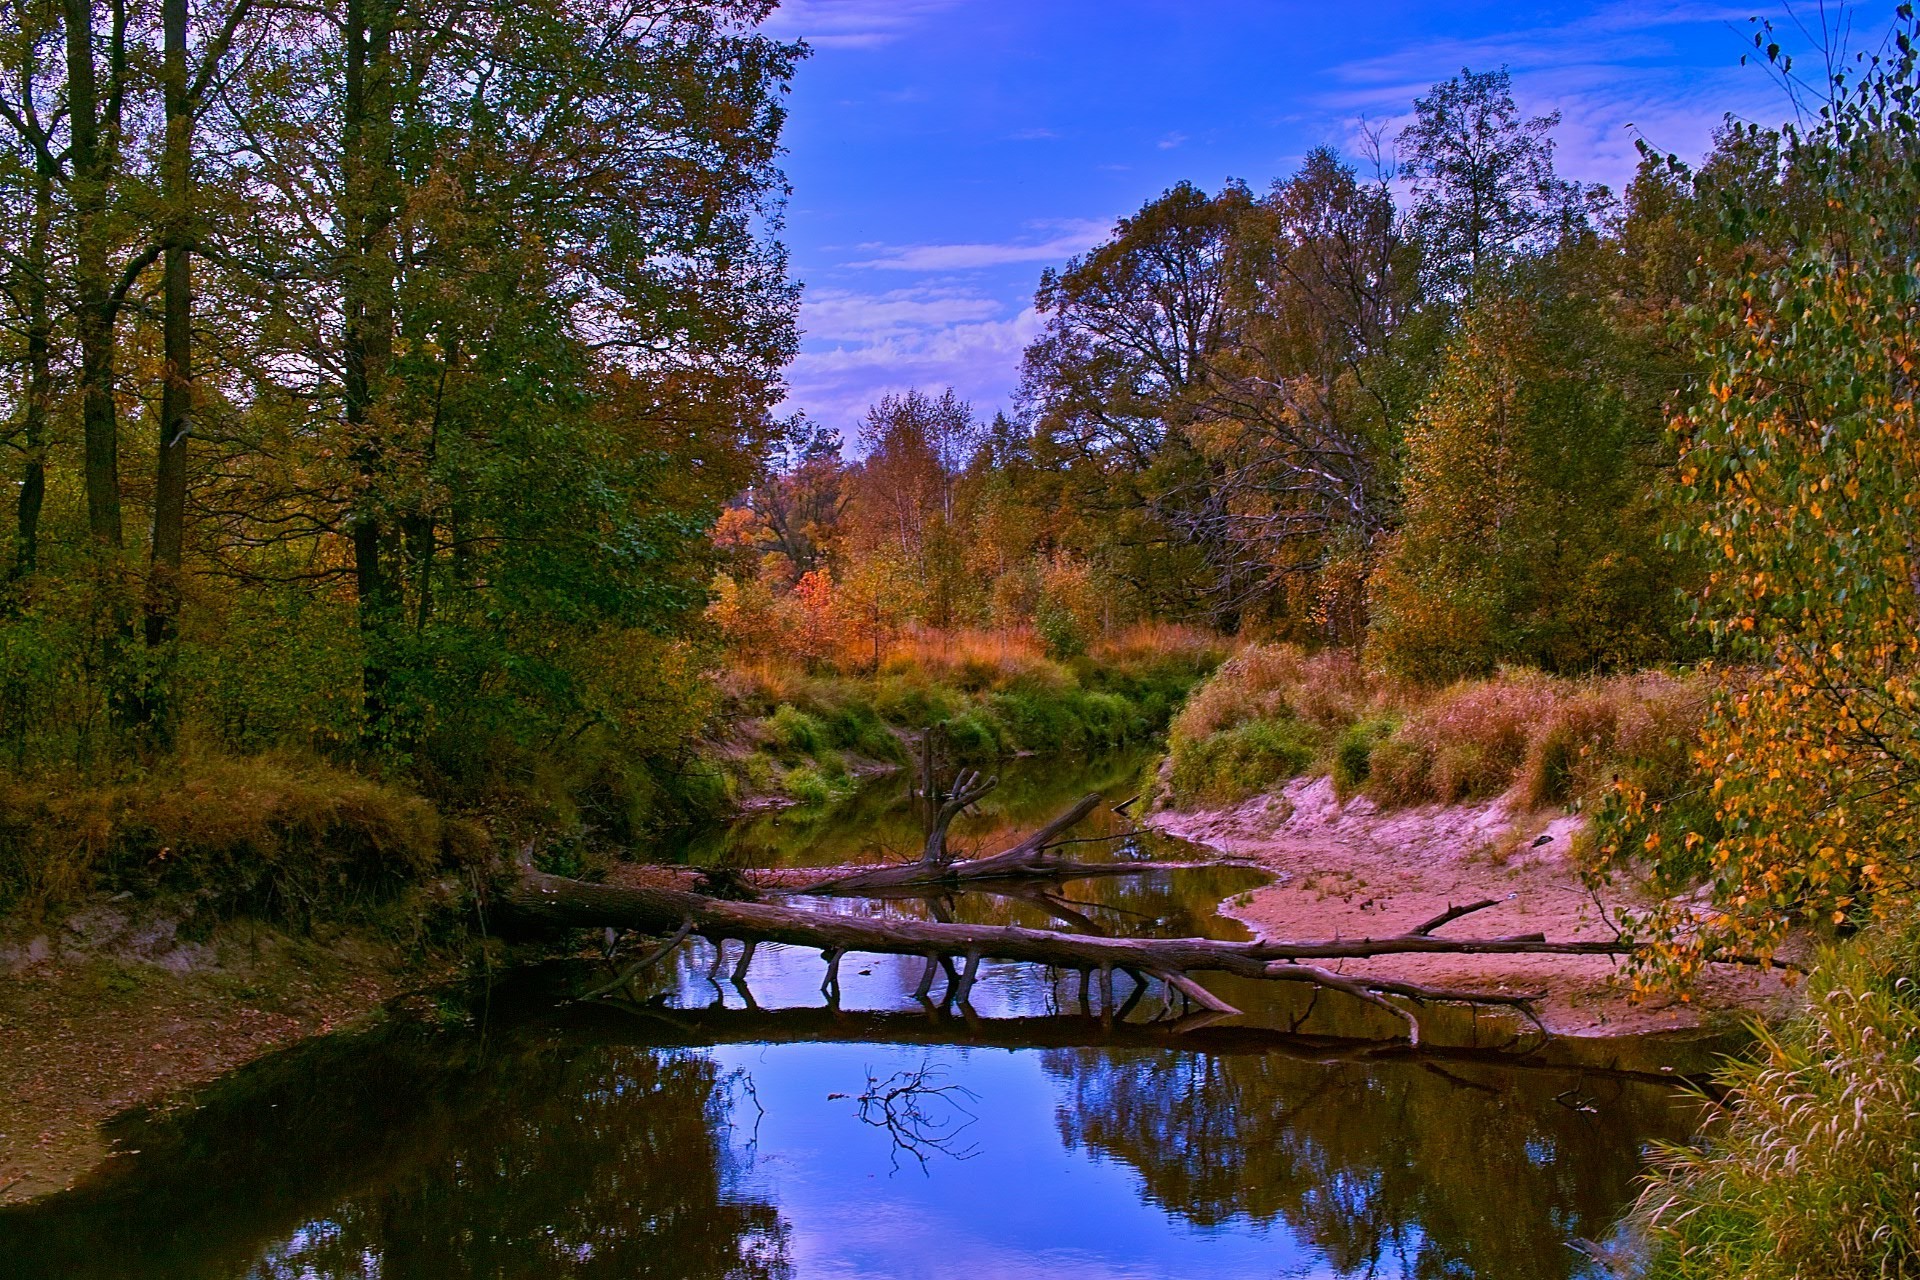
[
  {"xmin": 800, "ymin": 789, "xmax": 1126, "ymax": 893},
  {"xmin": 500, "ymin": 779, "xmax": 1789, "ymax": 1045},
  {"xmin": 500, "ymin": 861, "xmax": 1656, "ymax": 1043}
]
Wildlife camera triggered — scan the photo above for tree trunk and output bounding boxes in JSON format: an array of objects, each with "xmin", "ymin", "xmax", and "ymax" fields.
[
  {"xmin": 65, "ymin": 0, "xmax": 123, "ymax": 550},
  {"xmin": 807, "ymin": 789, "xmax": 1107, "ymax": 893},
  {"xmin": 343, "ymin": 0, "xmax": 399, "ymax": 738},
  {"xmin": 11, "ymin": 153, "xmax": 54, "ymax": 582},
  {"xmin": 146, "ymin": 0, "xmax": 192, "ymax": 662},
  {"xmin": 498, "ymin": 864, "xmax": 1665, "ymax": 1043},
  {"xmin": 133, "ymin": 0, "xmax": 194, "ymax": 742}
]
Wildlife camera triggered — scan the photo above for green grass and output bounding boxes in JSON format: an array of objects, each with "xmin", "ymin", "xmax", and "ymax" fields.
[
  {"xmin": 1167, "ymin": 717, "xmax": 1318, "ymax": 806},
  {"xmin": 724, "ymin": 636, "xmax": 1221, "ymax": 805}
]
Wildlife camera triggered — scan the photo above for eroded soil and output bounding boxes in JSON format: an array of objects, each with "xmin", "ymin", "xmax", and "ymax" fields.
[
  {"xmin": 1149, "ymin": 775, "xmax": 1795, "ymax": 1036},
  {"xmin": 0, "ymin": 906, "xmax": 442, "ymax": 1204}
]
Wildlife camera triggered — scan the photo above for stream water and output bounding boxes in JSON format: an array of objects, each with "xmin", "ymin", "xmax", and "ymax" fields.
[{"xmin": 0, "ymin": 751, "xmax": 1714, "ymax": 1279}]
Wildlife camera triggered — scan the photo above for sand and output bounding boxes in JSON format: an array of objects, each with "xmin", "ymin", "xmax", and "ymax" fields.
[{"xmin": 1148, "ymin": 774, "xmax": 1795, "ymax": 1036}]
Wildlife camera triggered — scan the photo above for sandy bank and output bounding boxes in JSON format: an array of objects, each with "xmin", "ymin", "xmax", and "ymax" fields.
[
  {"xmin": 0, "ymin": 905, "xmax": 443, "ymax": 1204},
  {"xmin": 1148, "ymin": 774, "xmax": 1794, "ymax": 1037}
]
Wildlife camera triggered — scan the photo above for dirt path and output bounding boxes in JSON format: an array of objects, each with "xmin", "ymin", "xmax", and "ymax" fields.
[
  {"xmin": 1148, "ymin": 775, "xmax": 1793, "ymax": 1036},
  {"xmin": 0, "ymin": 905, "xmax": 440, "ymax": 1204}
]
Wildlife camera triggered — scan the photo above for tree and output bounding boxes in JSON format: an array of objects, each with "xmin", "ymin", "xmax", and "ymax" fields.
[
  {"xmin": 1597, "ymin": 14, "xmax": 1920, "ymax": 976},
  {"xmin": 1367, "ymin": 290, "xmax": 1686, "ymax": 680},
  {"xmin": 1399, "ymin": 67, "xmax": 1581, "ymax": 300},
  {"xmin": 1021, "ymin": 181, "xmax": 1250, "ymax": 626}
]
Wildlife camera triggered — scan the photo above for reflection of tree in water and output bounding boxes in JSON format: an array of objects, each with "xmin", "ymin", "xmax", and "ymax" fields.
[
  {"xmin": 1043, "ymin": 1047, "xmax": 1689, "ymax": 1279},
  {"xmin": 0, "ymin": 1033, "xmax": 788, "ymax": 1280},
  {"xmin": 248, "ymin": 1048, "xmax": 787, "ymax": 1280}
]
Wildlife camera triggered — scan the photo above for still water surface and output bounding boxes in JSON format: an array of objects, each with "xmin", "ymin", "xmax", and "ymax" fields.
[{"xmin": 0, "ymin": 752, "xmax": 1707, "ymax": 1279}]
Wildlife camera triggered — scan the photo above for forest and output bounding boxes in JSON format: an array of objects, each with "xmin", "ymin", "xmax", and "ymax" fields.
[{"xmin": 4, "ymin": 0, "xmax": 1920, "ymax": 1275}]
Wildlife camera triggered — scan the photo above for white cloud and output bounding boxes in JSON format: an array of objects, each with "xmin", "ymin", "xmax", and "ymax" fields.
[
  {"xmin": 761, "ymin": 0, "xmax": 963, "ymax": 50},
  {"xmin": 1324, "ymin": 1, "xmax": 1792, "ymax": 189},
  {"xmin": 844, "ymin": 219, "xmax": 1109, "ymax": 271},
  {"xmin": 800, "ymin": 287, "xmax": 1004, "ymax": 341},
  {"xmin": 1157, "ymin": 131, "xmax": 1189, "ymax": 150},
  {"xmin": 782, "ymin": 285, "xmax": 1046, "ymax": 429}
]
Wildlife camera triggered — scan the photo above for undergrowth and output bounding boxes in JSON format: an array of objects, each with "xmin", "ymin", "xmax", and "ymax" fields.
[
  {"xmin": 1163, "ymin": 643, "xmax": 1704, "ymax": 816},
  {"xmin": 720, "ymin": 625, "xmax": 1226, "ymax": 807},
  {"xmin": 1629, "ymin": 913, "xmax": 1920, "ymax": 1279}
]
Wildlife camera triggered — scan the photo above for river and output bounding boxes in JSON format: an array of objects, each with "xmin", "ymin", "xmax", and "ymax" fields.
[{"xmin": 0, "ymin": 750, "xmax": 1712, "ymax": 1278}]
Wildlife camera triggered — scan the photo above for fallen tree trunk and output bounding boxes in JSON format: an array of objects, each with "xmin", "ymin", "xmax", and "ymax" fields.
[
  {"xmin": 800, "ymin": 791, "xmax": 1121, "ymax": 893},
  {"xmin": 500, "ymin": 863, "xmax": 1682, "ymax": 1043}
]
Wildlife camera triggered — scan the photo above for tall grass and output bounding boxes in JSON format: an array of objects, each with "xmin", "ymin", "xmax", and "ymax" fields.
[
  {"xmin": 718, "ymin": 624, "xmax": 1227, "ymax": 807},
  {"xmin": 1163, "ymin": 643, "xmax": 1703, "ymax": 812},
  {"xmin": 0, "ymin": 751, "xmax": 487, "ymax": 922},
  {"xmin": 1630, "ymin": 914, "xmax": 1920, "ymax": 1279}
]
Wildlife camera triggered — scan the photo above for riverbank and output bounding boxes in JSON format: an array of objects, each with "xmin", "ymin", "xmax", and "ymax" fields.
[
  {"xmin": 1148, "ymin": 775, "xmax": 1795, "ymax": 1037},
  {"xmin": 0, "ymin": 904, "xmax": 454, "ymax": 1204}
]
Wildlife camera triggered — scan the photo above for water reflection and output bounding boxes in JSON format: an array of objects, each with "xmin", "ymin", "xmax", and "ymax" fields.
[
  {"xmin": 674, "ymin": 750, "xmax": 1158, "ymax": 869},
  {"xmin": 0, "ymin": 1029, "xmax": 787, "ymax": 1280},
  {"xmin": 1047, "ymin": 1046, "xmax": 1684, "ymax": 1278},
  {"xmin": 0, "ymin": 749, "xmax": 1707, "ymax": 1279},
  {"xmin": 0, "ymin": 982, "xmax": 1696, "ymax": 1280}
]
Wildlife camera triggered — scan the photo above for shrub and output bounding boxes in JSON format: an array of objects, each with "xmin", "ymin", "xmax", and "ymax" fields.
[
  {"xmin": 1333, "ymin": 717, "xmax": 1397, "ymax": 797},
  {"xmin": 780, "ymin": 764, "xmax": 850, "ymax": 809},
  {"xmin": 1168, "ymin": 718, "xmax": 1316, "ymax": 806},
  {"xmin": 0, "ymin": 753, "xmax": 471, "ymax": 922},
  {"xmin": 943, "ymin": 710, "xmax": 1003, "ymax": 762},
  {"xmin": 766, "ymin": 704, "xmax": 828, "ymax": 760}
]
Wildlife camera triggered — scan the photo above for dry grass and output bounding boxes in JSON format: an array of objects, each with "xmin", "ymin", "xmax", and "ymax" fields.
[
  {"xmin": 0, "ymin": 752, "xmax": 482, "ymax": 921},
  {"xmin": 1633, "ymin": 914, "xmax": 1920, "ymax": 1279},
  {"xmin": 1166, "ymin": 643, "xmax": 1705, "ymax": 813}
]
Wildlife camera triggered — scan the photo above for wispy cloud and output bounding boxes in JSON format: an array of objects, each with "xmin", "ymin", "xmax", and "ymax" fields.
[
  {"xmin": 844, "ymin": 219, "xmax": 1109, "ymax": 271},
  {"xmin": 783, "ymin": 284, "xmax": 1045, "ymax": 427},
  {"xmin": 1325, "ymin": 1, "xmax": 1790, "ymax": 188},
  {"xmin": 761, "ymin": 0, "xmax": 963, "ymax": 50},
  {"xmin": 1157, "ymin": 131, "xmax": 1189, "ymax": 150}
]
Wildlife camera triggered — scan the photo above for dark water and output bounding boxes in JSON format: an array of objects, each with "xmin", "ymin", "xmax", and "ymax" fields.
[
  {"xmin": 673, "ymin": 749, "xmax": 1159, "ymax": 869},
  {"xmin": 0, "ymin": 752, "xmax": 1711, "ymax": 1279}
]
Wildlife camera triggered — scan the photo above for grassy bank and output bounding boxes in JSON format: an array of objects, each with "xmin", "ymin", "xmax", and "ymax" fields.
[
  {"xmin": 0, "ymin": 625, "xmax": 1224, "ymax": 924},
  {"xmin": 719, "ymin": 624, "xmax": 1225, "ymax": 809},
  {"xmin": 1625, "ymin": 913, "xmax": 1920, "ymax": 1278},
  {"xmin": 1161, "ymin": 644, "xmax": 1702, "ymax": 820}
]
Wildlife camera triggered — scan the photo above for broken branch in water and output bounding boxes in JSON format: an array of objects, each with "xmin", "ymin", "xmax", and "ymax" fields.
[{"xmin": 503, "ymin": 785, "xmax": 1787, "ymax": 1046}]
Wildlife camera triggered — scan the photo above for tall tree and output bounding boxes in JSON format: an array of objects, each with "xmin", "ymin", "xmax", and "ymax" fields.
[
  {"xmin": 1398, "ymin": 67, "xmax": 1579, "ymax": 300},
  {"xmin": 0, "ymin": 0, "xmax": 63, "ymax": 582}
]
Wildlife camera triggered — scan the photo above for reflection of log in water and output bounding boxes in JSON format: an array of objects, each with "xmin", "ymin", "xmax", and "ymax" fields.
[
  {"xmin": 507, "ymin": 859, "xmax": 1773, "ymax": 1045},
  {"xmin": 509, "ymin": 779, "xmax": 1790, "ymax": 1043}
]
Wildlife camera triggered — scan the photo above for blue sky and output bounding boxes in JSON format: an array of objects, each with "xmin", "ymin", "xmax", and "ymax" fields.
[{"xmin": 760, "ymin": 1, "xmax": 1805, "ymax": 435}]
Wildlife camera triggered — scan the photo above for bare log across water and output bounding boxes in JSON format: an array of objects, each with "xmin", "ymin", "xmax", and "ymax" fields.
[
  {"xmin": 499, "ymin": 864, "xmax": 1655, "ymax": 1042},
  {"xmin": 499, "ymin": 779, "xmax": 1789, "ymax": 1044}
]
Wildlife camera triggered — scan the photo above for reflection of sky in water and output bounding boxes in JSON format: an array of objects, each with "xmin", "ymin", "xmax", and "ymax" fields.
[
  {"xmin": 712, "ymin": 1041, "xmax": 1322, "ymax": 1280},
  {"xmin": 0, "ymin": 748, "xmax": 1682, "ymax": 1280}
]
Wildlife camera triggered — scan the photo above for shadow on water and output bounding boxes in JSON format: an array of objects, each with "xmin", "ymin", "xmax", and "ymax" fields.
[
  {"xmin": 671, "ymin": 748, "xmax": 1163, "ymax": 869},
  {"xmin": 0, "ymin": 750, "xmax": 1717, "ymax": 1279}
]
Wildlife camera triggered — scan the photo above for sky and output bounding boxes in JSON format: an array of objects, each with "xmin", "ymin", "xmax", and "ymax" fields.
[{"xmin": 759, "ymin": 1, "xmax": 1809, "ymax": 438}]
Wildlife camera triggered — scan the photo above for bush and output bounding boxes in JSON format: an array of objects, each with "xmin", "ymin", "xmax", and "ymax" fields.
[
  {"xmin": 766, "ymin": 704, "xmax": 828, "ymax": 760},
  {"xmin": 1332, "ymin": 717, "xmax": 1397, "ymax": 797},
  {"xmin": 780, "ymin": 764, "xmax": 850, "ymax": 809},
  {"xmin": 0, "ymin": 753, "xmax": 476, "ymax": 922},
  {"xmin": 1168, "ymin": 717, "xmax": 1317, "ymax": 806}
]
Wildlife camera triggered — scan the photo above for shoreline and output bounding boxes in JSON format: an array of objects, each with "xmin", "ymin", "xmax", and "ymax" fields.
[
  {"xmin": 1147, "ymin": 774, "xmax": 1795, "ymax": 1037},
  {"xmin": 0, "ymin": 908, "xmax": 449, "ymax": 1205}
]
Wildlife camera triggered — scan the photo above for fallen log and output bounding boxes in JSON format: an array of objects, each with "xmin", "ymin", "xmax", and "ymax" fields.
[
  {"xmin": 800, "ymin": 791, "xmax": 1124, "ymax": 893},
  {"xmin": 500, "ymin": 864, "xmax": 1705, "ymax": 1043}
]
